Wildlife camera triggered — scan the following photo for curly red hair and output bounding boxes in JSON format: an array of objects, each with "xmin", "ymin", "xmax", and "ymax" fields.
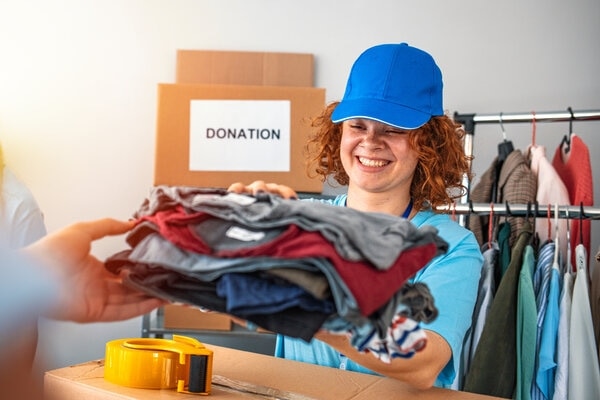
[{"xmin": 304, "ymin": 102, "xmax": 473, "ymax": 211}]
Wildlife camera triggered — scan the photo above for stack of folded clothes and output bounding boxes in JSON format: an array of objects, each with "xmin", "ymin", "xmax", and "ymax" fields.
[{"xmin": 106, "ymin": 185, "xmax": 447, "ymax": 361}]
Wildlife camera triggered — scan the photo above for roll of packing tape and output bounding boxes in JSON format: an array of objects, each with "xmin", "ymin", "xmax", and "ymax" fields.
[{"xmin": 104, "ymin": 335, "xmax": 213, "ymax": 395}]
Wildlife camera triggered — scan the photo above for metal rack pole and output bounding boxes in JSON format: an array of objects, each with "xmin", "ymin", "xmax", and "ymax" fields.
[
  {"xmin": 453, "ymin": 108, "xmax": 600, "ymax": 226},
  {"xmin": 454, "ymin": 109, "xmax": 600, "ymax": 125},
  {"xmin": 438, "ymin": 202, "xmax": 600, "ymax": 220}
]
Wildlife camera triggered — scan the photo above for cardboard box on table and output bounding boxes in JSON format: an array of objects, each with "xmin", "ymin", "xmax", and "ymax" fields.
[
  {"xmin": 156, "ymin": 50, "xmax": 325, "ymax": 331},
  {"xmin": 44, "ymin": 344, "xmax": 507, "ymax": 400}
]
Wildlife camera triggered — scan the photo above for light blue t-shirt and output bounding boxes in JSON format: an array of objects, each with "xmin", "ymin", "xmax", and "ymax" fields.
[{"xmin": 275, "ymin": 194, "xmax": 484, "ymax": 388}]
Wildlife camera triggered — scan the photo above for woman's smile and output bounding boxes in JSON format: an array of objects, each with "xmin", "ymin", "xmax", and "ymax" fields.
[{"xmin": 357, "ymin": 156, "xmax": 391, "ymax": 168}]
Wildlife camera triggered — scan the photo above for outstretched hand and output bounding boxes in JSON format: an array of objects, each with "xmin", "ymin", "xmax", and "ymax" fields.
[{"xmin": 20, "ymin": 218, "xmax": 166, "ymax": 323}]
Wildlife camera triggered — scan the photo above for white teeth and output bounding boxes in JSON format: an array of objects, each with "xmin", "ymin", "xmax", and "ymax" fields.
[{"xmin": 359, "ymin": 157, "xmax": 389, "ymax": 167}]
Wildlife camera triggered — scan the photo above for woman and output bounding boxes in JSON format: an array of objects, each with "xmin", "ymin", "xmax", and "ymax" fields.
[
  {"xmin": 0, "ymin": 142, "xmax": 48, "ymax": 390},
  {"xmin": 228, "ymin": 43, "xmax": 484, "ymax": 389}
]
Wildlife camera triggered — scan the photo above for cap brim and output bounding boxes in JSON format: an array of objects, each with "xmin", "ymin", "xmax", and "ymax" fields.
[{"xmin": 331, "ymin": 99, "xmax": 432, "ymax": 130}]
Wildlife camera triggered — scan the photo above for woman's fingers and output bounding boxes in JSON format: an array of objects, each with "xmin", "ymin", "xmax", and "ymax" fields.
[{"xmin": 227, "ymin": 181, "xmax": 298, "ymax": 199}]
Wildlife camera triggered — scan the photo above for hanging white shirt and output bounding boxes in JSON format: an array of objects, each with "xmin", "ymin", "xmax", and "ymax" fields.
[
  {"xmin": 552, "ymin": 271, "xmax": 573, "ymax": 400},
  {"xmin": 568, "ymin": 244, "xmax": 600, "ymax": 399}
]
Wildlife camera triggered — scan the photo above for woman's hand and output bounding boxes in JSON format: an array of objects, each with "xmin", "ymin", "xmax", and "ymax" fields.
[
  {"xmin": 20, "ymin": 218, "xmax": 166, "ymax": 323},
  {"xmin": 228, "ymin": 180, "xmax": 298, "ymax": 199}
]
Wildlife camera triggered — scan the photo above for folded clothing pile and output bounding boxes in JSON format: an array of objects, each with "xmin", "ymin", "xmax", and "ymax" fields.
[{"xmin": 106, "ymin": 186, "xmax": 447, "ymax": 361}]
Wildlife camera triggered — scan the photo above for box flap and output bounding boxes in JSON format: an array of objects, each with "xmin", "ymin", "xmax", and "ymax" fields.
[{"xmin": 176, "ymin": 50, "xmax": 314, "ymax": 87}]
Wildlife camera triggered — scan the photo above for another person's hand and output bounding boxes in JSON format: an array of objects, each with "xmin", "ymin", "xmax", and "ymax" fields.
[
  {"xmin": 20, "ymin": 218, "xmax": 165, "ymax": 323},
  {"xmin": 228, "ymin": 180, "xmax": 298, "ymax": 199}
]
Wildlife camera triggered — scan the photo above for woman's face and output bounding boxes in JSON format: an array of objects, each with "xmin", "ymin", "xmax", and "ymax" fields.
[{"xmin": 339, "ymin": 118, "xmax": 419, "ymax": 195}]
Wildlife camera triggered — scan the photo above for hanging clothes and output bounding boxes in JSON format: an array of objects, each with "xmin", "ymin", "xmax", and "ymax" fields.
[
  {"xmin": 591, "ymin": 250, "xmax": 600, "ymax": 361},
  {"xmin": 532, "ymin": 252, "xmax": 561, "ymax": 400},
  {"xmin": 463, "ymin": 221, "xmax": 533, "ymax": 398},
  {"xmin": 552, "ymin": 270, "xmax": 574, "ymax": 400},
  {"xmin": 531, "ymin": 239, "xmax": 555, "ymax": 397},
  {"xmin": 552, "ymin": 134, "xmax": 594, "ymax": 268},
  {"xmin": 515, "ymin": 244, "xmax": 537, "ymax": 400},
  {"xmin": 527, "ymin": 144, "xmax": 570, "ymax": 260},
  {"xmin": 468, "ymin": 150, "xmax": 537, "ymax": 250},
  {"xmin": 467, "ymin": 242, "xmax": 499, "ymax": 367},
  {"xmin": 497, "ymin": 221, "xmax": 512, "ymax": 283},
  {"xmin": 568, "ymin": 244, "xmax": 600, "ymax": 399},
  {"xmin": 453, "ymin": 240, "xmax": 499, "ymax": 391}
]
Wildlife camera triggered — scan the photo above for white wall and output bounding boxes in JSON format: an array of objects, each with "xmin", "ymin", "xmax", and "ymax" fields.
[{"xmin": 1, "ymin": 0, "xmax": 599, "ymax": 372}]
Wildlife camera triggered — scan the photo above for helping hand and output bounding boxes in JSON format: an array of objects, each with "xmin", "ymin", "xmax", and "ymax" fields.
[{"xmin": 20, "ymin": 218, "xmax": 166, "ymax": 323}]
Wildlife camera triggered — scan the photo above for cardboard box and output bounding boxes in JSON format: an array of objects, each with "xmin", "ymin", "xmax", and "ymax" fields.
[
  {"xmin": 163, "ymin": 304, "xmax": 232, "ymax": 331},
  {"xmin": 176, "ymin": 50, "xmax": 314, "ymax": 87},
  {"xmin": 153, "ymin": 83, "xmax": 325, "ymax": 192},
  {"xmin": 44, "ymin": 345, "xmax": 507, "ymax": 400}
]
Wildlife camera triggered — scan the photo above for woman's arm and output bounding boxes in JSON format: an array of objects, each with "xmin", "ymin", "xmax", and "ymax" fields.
[
  {"xmin": 314, "ymin": 329, "xmax": 451, "ymax": 390},
  {"xmin": 20, "ymin": 218, "xmax": 166, "ymax": 322}
]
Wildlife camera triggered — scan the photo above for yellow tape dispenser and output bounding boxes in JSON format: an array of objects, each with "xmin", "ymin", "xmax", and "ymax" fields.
[{"xmin": 104, "ymin": 335, "xmax": 213, "ymax": 395}]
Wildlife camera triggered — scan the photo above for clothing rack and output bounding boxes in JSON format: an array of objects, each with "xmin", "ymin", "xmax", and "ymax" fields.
[
  {"xmin": 450, "ymin": 108, "xmax": 600, "ymax": 226},
  {"xmin": 453, "ymin": 108, "xmax": 600, "ymax": 197},
  {"xmin": 438, "ymin": 202, "xmax": 600, "ymax": 220},
  {"xmin": 453, "ymin": 108, "xmax": 600, "ymax": 136}
]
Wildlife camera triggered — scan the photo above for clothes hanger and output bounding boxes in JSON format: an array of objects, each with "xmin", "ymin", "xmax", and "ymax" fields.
[
  {"xmin": 525, "ymin": 111, "xmax": 537, "ymax": 161},
  {"xmin": 502, "ymin": 201, "xmax": 513, "ymax": 228},
  {"xmin": 553, "ymin": 203, "xmax": 562, "ymax": 273},
  {"xmin": 578, "ymin": 202, "xmax": 585, "ymax": 245},
  {"xmin": 528, "ymin": 202, "xmax": 539, "ymax": 249},
  {"xmin": 564, "ymin": 205, "xmax": 572, "ymax": 274},
  {"xmin": 546, "ymin": 204, "xmax": 552, "ymax": 246},
  {"xmin": 497, "ymin": 112, "xmax": 515, "ymax": 163},
  {"xmin": 559, "ymin": 106, "xmax": 574, "ymax": 154},
  {"xmin": 487, "ymin": 202, "xmax": 495, "ymax": 250},
  {"xmin": 575, "ymin": 202, "xmax": 587, "ymax": 274},
  {"xmin": 492, "ymin": 113, "xmax": 514, "ymax": 202}
]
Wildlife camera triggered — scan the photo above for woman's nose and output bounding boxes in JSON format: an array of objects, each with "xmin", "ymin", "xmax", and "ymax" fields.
[{"xmin": 361, "ymin": 130, "xmax": 384, "ymax": 146}]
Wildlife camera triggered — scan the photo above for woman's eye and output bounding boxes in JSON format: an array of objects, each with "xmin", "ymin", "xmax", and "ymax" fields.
[{"xmin": 349, "ymin": 124, "xmax": 366, "ymax": 130}]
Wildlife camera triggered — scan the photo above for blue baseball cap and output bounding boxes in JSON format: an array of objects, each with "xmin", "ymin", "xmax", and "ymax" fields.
[{"xmin": 331, "ymin": 43, "xmax": 444, "ymax": 129}]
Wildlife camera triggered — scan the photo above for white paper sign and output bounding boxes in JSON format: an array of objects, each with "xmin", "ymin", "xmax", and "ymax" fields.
[{"xmin": 189, "ymin": 99, "xmax": 291, "ymax": 171}]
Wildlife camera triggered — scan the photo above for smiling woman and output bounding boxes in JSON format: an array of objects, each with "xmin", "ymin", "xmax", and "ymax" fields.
[
  {"xmin": 338, "ymin": 118, "xmax": 419, "ymax": 206},
  {"xmin": 306, "ymin": 102, "xmax": 470, "ymax": 215},
  {"xmin": 227, "ymin": 43, "xmax": 484, "ymax": 390}
]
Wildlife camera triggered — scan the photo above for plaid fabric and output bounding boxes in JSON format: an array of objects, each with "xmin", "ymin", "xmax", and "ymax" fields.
[{"xmin": 469, "ymin": 150, "xmax": 537, "ymax": 248}]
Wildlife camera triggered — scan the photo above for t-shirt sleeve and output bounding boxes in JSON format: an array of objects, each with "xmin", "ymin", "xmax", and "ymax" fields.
[{"xmin": 0, "ymin": 248, "xmax": 59, "ymax": 340}]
